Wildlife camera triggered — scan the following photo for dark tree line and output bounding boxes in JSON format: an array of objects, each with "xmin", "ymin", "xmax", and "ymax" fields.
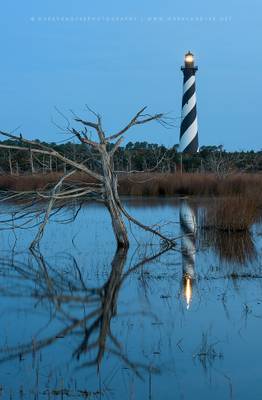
[{"xmin": 0, "ymin": 139, "xmax": 261, "ymax": 175}]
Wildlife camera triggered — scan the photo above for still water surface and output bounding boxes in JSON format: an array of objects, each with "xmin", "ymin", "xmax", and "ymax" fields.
[{"xmin": 0, "ymin": 198, "xmax": 261, "ymax": 399}]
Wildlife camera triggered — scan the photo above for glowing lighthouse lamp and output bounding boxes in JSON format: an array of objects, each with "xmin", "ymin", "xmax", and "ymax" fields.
[{"xmin": 179, "ymin": 51, "xmax": 199, "ymax": 154}]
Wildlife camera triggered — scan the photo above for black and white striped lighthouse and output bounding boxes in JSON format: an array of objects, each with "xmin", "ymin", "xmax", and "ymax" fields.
[{"xmin": 179, "ymin": 51, "xmax": 199, "ymax": 153}]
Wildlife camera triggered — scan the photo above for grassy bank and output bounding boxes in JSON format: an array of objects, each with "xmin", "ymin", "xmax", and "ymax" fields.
[{"xmin": 0, "ymin": 172, "xmax": 262, "ymax": 198}]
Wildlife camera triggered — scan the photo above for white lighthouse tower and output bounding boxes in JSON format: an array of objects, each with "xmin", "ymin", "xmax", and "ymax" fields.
[{"xmin": 179, "ymin": 51, "xmax": 199, "ymax": 153}]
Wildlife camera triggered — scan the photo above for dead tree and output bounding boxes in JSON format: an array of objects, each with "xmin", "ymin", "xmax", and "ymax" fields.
[
  {"xmin": 0, "ymin": 106, "xmax": 175, "ymax": 249},
  {"xmin": 204, "ymin": 151, "xmax": 249, "ymax": 178}
]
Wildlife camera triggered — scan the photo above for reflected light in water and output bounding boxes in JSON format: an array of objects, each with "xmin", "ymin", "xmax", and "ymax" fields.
[{"xmin": 184, "ymin": 276, "xmax": 193, "ymax": 310}]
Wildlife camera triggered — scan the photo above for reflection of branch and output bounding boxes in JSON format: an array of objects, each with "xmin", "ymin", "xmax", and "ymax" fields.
[
  {"xmin": 121, "ymin": 243, "xmax": 175, "ymax": 281},
  {"xmin": 0, "ymin": 244, "xmax": 172, "ymax": 375}
]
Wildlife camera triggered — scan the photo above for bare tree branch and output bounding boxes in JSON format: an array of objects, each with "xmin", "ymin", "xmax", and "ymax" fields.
[
  {"xmin": 0, "ymin": 130, "xmax": 103, "ymax": 181},
  {"xmin": 30, "ymin": 169, "xmax": 77, "ymax": 250},
  {"xmin": 106, "ymin": 107, "xmax": 165, "ymax": 141}
]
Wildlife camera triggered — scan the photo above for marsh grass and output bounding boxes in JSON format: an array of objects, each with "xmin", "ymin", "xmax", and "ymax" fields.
[
  {"xmin": 198, "ymin": 192, "xmax": 261, "ymax": 263},
  {"xmin": 201, "ymin": 196, "xmax": 260, "ymax": 233},
  {"xmin": 119, "ymin": 172, "xmax": 262, "ymax": 199},
  {"xmin": 0, "ymin": 172, "xmax": 262, "ymax": 199},
  {"xmin": 0, "ymin": 172, "xmax": 261, "ymax": 238}
]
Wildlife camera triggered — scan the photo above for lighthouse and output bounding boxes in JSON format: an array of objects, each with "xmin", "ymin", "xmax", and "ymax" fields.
[{"xmin": 179, "ymin": 51, "xmax": 199, "ymax": 153}]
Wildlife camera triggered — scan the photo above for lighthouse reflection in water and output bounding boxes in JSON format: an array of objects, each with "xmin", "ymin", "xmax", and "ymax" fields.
[{"xmin": 180, "ymin": 201, "xmax": 197, "ymax": 309}]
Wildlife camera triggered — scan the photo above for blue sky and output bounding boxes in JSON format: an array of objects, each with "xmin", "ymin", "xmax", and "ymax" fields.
[{"xmin": 0, "ymin": 0, "xmax": 261, "ymax": 150}]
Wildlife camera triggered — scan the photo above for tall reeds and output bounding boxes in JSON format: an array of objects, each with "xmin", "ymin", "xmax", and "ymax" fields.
[
  {"xmin": 201, "ymin": 196, "xmax": 260, "ymax": 232},
  {"xmin": 118, "ymin": 172, "xmax": 262, "ymax": 200},
  {"xmin": 0, "ymin": 172, "xmax": 261, "ymax": 206}
]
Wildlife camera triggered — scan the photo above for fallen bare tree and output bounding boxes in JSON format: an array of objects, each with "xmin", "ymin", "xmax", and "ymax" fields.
[{"xmin": 0, "ymin": 106, "xmax": 176, "ymax": 249}]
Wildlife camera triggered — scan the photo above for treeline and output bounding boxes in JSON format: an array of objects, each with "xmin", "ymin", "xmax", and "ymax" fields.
[{"xmin": 0, "ymin": 139, "xmax": 261, "ymax": 175}]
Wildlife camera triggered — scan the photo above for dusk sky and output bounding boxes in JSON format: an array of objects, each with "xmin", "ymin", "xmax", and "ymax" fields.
[{"xmin": 1, "ymin": 0, "xmax": 261, "ymax": 150}]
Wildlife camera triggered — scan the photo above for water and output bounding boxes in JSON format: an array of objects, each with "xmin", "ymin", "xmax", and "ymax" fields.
[{"xmin": 0, "ymin": 197, "xmax": 261, "ymax": 399}]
